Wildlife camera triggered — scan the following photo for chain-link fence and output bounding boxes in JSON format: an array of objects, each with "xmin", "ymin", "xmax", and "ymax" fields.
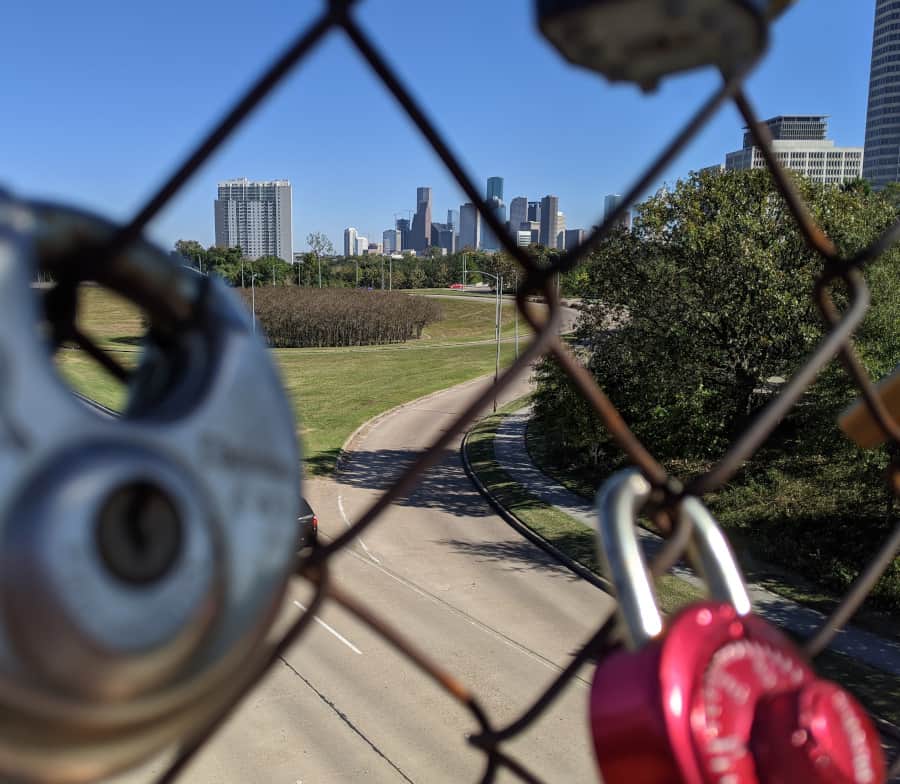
[{"xmin": 27, "ymin": 2, "xmax": 900, "ymax": 781}]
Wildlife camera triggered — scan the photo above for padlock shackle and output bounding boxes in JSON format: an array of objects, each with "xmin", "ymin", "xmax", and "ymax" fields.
[
  {"xmin": 595, "ymin": 469, "xmax": 751, "ymax": 650},
  {"xmin": 595, "ymin": 470, "xmax": 663, "ymax": 650},
  {"xmin": 680, "ymin": 497, "xmax": 751, "ymax": 619}
]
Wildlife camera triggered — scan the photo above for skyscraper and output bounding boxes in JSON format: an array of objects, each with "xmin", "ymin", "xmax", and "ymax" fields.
[
  {"xmin": 395, "ymin": 217, "xmax": 411, "ymax": 251},
  {"xmin": 565, "ymin": 228, "xmax": 585, "ymax": 249},
  {"xmin": 556, "ymin": 211, "xmax": 566, "ymax": 250},
  {"xmin": 355, "ymin": 236, "xmax": 369, "ymax": 256},
  {"xmin": 509, "ymin": 197, "xmax": 528, "ymax": 231},
  {"xmin": 383, "ymin": 229, "xmax": 401, "ymax": 254},
  {"xmin": 603, "ymin": 194, "xmax": 632, "ymax": 230},
  {"xmin": 344, "ymin": 227, "xmax": 358, "ymax": 257},
  {"xmin": 527, "ymin": 201, "xmax": 541, "ymax": 223},
  {"xmin": 411, "ymin": 187, "xmax": 433, "ymax": 251},
  {"xmin": 539, "ymin": 195, "xmax": 559, "ymax": 248},
  {"xmin": 865, "ymin": 2, "xmax": 900, "ymax": 188},
  {"xmin": 487, "ymin": 176, "xmax": 504, "ymax": 203},
  {"xmin": 459, "ymin": 203, "xmax": 481, "ymax": 250},
  {"xmin": 447, "ymin": 209, "xmax": 459, "ymax": 232},
  {"xmin": 214, "ymin": 178, "xmax": 293, "ymax": 263}
]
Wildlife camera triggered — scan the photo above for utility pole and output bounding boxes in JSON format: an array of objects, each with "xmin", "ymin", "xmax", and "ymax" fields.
[
  {"xmin": 389, "ymin": 257, "xmax": 393, "ymax": 290},
  {"xmin": 241, "ymin": 260, "xmax": 245, "ymax": 288},
  {"xmin": 318, "ymin": 255, "xmax": 322, "ymax": 288},
  {"xmin": 272, "ymin": 264, "xmax": 275, "ymax": 286}
]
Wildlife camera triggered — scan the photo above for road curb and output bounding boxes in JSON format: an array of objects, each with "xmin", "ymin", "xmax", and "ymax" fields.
[
  {"xmin": 460, "ymin": 423, "xmax": 611, "ymax": 595},
  {"xmin": 334, "ymin": 373, "xmax": 494, "ymax": 479}
]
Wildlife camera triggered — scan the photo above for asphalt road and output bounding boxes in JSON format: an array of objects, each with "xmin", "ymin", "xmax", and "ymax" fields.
[{"xmin": 162, "ymin": 368, "xmax": 611, "ymax": 783}]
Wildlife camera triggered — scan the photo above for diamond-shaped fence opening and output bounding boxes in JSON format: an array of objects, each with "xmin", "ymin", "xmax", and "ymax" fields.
[{"xmin": 17, "ymin": 2, "xmax": 900, "ymax": 782}]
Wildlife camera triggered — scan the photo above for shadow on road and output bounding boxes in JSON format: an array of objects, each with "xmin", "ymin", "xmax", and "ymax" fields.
[
  {"xmin": 436, "ymin": 537, "xmax": 586, "ymax": 582},
  {"xmin": 333, "ymin": 446, "xmax": 495, "ymax": 518}
]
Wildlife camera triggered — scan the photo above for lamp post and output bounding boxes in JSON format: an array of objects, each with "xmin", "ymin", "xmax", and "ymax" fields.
[
  {"xmin": 514, "ymin": 270, "xmax": 519, "ymax": 359},
  {"xmin": 471, "ymin": 269, "xmax": 502, "ymax": 412},
  {"xmin": 250, "ymin": 272, "xmax": 260, "ymax": 336}
]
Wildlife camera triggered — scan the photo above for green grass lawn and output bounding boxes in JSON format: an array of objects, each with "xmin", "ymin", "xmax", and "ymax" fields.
[
  {"xmin": 54, "ymin": 286, "xmax": 524, "ymax": 474},
  {"xmin": 422, "ymin": 298, "xmax": 530, "ymax": 342}
]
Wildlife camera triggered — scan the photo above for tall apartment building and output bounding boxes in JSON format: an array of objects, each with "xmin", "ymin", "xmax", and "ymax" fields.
[
  {"xmin": 539, "ymin": 195, "xmax": 559, "ymax": 248},
  {"xmin": 459, "ymin": 203, "xmax": 481, "ymax": 250},
  {"xmin": 214, "ymin": 178, "xmax": 292, "ymax": 263},
  {"xmin": 344, "ymin": 227, "xmax": 358, "ymax": 257},
  {"xmin": 864, "ymin": 0, "xmax": 900, "ymax": 188},
  {"xmin": 725, "ymin": 115, "xmax": 863, "ymax": 185},
  {"xmin": 411, "ymin": 187, "xmax": 433, "ymax": 251}
]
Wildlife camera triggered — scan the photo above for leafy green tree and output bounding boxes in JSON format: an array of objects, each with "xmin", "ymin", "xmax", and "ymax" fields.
[{"xmin": 535, "ymin": 168, "xmax": 898, "ymax": 463}]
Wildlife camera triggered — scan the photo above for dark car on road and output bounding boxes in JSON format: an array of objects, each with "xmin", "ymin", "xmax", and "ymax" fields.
[{"xmin": 297, "ymin": 497, "xmax": 318, "ymax": 552}]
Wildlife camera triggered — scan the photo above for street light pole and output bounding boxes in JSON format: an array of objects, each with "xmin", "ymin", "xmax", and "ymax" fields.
[
  {"xmin": 389, "ymin": 257, "xmax": 393, "ymax": 290},
  {"xmin": 241, "ymin": 260, "xmax": 245, "ymax": 288},
  {"xmin": 251, "ymin": 273, "xmax": 257, "ymax": 335},
  {"xmin": 494, "ymin": 274, "xmax": 502, "ymax": 412},
  {"xmin": 514, "ymin": 270, "xmax": 519, "ymax": 359}
]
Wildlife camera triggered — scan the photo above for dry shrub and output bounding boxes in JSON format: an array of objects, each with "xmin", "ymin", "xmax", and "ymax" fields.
[{"xmin": 238, "ymin": 288, "xmax": 443, "ymax": 347}]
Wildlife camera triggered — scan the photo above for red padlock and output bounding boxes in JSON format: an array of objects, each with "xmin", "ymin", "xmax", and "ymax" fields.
[{"xmin": 589, "ymin": 469, "xmax": 886, "ymax": 784}]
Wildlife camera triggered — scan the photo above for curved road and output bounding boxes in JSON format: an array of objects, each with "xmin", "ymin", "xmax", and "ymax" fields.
[{"xmin": 145, "ymin": 368, "xmax": 605, "ymax": 783}]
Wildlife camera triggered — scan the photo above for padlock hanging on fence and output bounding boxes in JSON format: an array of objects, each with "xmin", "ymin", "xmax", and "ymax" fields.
[
  {"xmin": 589, "ymin": 468, "xmax": 886, "ymax": 784},
  {"xmin": 536, "ymin": 0, "xmax": 781, "ymax": 91}
]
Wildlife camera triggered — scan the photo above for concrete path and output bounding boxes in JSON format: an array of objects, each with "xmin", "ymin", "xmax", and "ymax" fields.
[{"xmin": 494, "ymin": 405, "xmax": 900, "ymax": 677}]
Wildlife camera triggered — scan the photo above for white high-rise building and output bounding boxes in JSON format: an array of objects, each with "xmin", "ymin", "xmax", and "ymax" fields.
[
  {"xmin": 355, "ymin": 236, "xmax": 369, "ymax": 256},
  {"xmin": 344, "ymin": 227, "xmax": 358, "ymax": 257},
  {"xmin": 214, "ymin": 178, "xmax": 292, "ymax": 263},
  {"xmin": 725, "ymin": 116, "xmax": 863, "ymax": 186}
]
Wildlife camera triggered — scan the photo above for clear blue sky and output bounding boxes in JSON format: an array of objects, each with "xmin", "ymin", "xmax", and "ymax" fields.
[{"xmin": 0, "ymin": 1, "xmax": 875, "ymax": 254}]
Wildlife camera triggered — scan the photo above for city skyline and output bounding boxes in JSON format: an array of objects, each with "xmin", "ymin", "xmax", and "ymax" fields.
[{"xmin": 0, "ymin": 2, "xmax": 878, "ymax": 255}]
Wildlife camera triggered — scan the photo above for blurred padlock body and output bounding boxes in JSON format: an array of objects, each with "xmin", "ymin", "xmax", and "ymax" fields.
[
  {"xmin": 589, "ymin": 469, "xmax": 885, "ymax": 784},
  {"xmin": 537, "ymin": 0, "xmax": 770, "ymax": 91}
]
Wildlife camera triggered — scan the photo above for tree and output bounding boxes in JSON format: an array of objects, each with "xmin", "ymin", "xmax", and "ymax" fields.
[
  {"xmin": 534, "ymin": 168, "xmax": 898, "ymax": 464},
  {"xmin": 174, "ymin": 240, "xmax": 208, "ymax": 272},
  {"xmin": 307, "ymin": 232, "xmax": 334, "ymax": 288}
]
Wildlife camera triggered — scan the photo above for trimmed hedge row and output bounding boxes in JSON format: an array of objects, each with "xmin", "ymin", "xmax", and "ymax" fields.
[{"xmin": 239, "ymin": 287, "xmax": 443, "ymax": 347}]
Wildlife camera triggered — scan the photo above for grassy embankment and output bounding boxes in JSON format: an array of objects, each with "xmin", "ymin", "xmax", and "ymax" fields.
[
  {"xmin": 465, "ymin": 406, "xmax": 900, "ymax": 728},
  {"xmin": 55, "ymin": 287, "xmax": 530, "ymax": 475}
]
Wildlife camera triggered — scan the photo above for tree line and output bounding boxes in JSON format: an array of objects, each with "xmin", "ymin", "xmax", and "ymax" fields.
[{"xmin": 171, "ymin": 239, "xmax": 572, "ymax": 293}]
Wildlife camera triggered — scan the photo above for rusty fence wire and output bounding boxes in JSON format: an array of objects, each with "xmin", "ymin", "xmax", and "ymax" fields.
[{"xmin": 54, "ymin": 1, "xmax": 900, "ymax": 781}]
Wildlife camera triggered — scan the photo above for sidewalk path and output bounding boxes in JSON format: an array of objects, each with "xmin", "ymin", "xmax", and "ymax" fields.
[{"xmin": 494, "ymin": 405, "xmax": 900, "ymax": 677}]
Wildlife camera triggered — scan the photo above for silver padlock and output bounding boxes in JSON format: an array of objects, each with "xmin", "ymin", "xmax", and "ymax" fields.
[
  {"xmin": 0, "ymin": 194, "xmax": 300, "ymax": 782},
  {"xmin": 536, "ymin": 0, "xmax": 770, "ymax": 91}
]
